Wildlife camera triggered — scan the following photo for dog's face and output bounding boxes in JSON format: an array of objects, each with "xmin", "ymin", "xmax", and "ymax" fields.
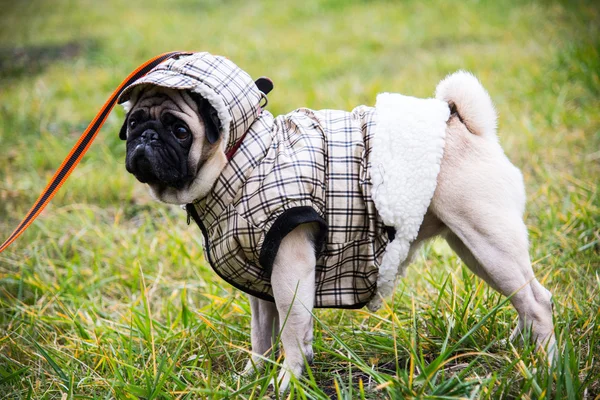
[{"xmin": 120, "ymin": 87, "xmax": 227, "ymax": 204}]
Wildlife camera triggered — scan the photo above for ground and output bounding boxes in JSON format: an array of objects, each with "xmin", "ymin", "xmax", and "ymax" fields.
[{"xmin": 0, "ymin": 0, "xmax": 599, "ymax": 398}]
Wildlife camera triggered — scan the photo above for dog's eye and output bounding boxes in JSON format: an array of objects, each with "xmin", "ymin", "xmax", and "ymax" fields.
[
  {"xmin": 129, "ymin": 119, "xmax": 137, "ymax": 129},
  {"xmin": 173, "ymin": 123, "xmax": 190, "ymax": 140}
]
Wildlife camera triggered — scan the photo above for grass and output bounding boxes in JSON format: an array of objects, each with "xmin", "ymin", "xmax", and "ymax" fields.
[{"xmin": 0, "ymin": 0, "xmax": 599, "ymax": 398}]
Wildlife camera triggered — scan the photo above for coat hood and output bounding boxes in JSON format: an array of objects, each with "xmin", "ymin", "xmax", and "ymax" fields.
[{"xmin": 118, "ymin": 52, "xmax": 264, "ymax": 152}]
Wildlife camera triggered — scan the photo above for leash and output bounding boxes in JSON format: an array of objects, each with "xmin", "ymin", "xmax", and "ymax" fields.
[{"xmin": 0, "ymin": 51, "xmax": 189, "ymax": 254}]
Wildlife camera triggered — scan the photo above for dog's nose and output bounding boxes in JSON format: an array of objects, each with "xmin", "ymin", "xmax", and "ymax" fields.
[{"xmin": 141, "ymin": 129, "xmax": 159, "ymax": 142}]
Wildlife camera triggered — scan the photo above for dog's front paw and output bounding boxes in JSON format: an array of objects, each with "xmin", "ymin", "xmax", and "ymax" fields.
[
  {"xmin": 271, "ymin": 360, "xmax": 304, "ymax": 394},
  {"xmin": 271, "ymin": 341, "xmax": 314, "ymax": 393}
]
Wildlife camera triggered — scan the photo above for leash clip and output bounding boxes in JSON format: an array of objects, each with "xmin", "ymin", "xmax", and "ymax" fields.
[
  {"xmin": 259, "ymin": 93, "xmax": 269, "ymax": 108},
  {"xmin": 255, "ymin": 77, "xmax": 273, "ymax": 109}
]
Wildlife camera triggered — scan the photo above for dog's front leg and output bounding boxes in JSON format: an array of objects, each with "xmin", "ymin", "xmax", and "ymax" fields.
[
  {"xmin": 270, "ymin": 223, "xmax": 319, "ymax": 393},
  {"xmin": 242, "ymin": 295, "xmax": 279, "ymax": 375}
]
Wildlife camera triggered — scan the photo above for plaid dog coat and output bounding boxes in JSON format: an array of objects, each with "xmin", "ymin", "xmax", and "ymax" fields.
[{"xmin": 119, "ymin": 52, "xmax": 449, "ymax": 310}]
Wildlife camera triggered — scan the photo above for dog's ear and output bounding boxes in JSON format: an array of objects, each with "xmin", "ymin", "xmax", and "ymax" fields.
[
  {"xmin": 203, "ymin": 105, "xmax": 221, "ymax": 145},
  {"xmin": 119, "ymin": 118, "xmax": 128, "ymax": 140},
  {"xmin": 190, "ymin": 92, "xmax": 221, "ymax": 144}
]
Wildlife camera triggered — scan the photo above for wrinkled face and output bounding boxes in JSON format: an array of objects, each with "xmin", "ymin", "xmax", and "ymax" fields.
[{"xmin": 121, "ymin": 86, "xmax": 226, "ymax": 204}]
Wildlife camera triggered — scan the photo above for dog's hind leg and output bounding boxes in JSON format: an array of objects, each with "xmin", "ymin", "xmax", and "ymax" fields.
[
  {"xmin": 270, "ymin": 222, "xmax": 319, "ymax": 392},
  {"xmin": 431, "ymin": 116, "xmax": 555, "ymax": 358},
  {"xmin": 242, "ymin": 295, "xmax": 279, "ymax": 376},
  {"xmin": 444, "ymin": 231, "xmax": 554, "ymax": 349}
]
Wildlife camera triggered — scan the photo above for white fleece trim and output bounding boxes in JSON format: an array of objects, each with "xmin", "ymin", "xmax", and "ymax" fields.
[
  {"xmin": 121, "ymin": 100, "xmax": 133, "ymax": 113},
  {"xmin": 367, "ymin": 93, "xmax": 449, "ymax": 311},
  {"xmin": 190, "ymin": 84, "xmax": 232, "ymax": 151}
]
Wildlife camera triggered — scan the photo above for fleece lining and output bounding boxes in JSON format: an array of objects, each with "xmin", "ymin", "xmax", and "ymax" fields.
[{"xmin": 368, "ymin": 93, "xmax": 449, "ymax": 311}]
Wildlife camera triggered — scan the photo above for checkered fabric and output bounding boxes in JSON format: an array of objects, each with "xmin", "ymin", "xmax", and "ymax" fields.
[
  {"xmin": 192, "ymin": 106, "xmax": 388, "ymax": 308},
  {"xmin": 120, "ymin": 52, "xmax": 390, "ymax": 308}
]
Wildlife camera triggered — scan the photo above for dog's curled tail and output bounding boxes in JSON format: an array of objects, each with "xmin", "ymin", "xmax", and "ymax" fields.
[{"xmin": 435, "ymin": 71, "xmax": 498, "ymax": 141}]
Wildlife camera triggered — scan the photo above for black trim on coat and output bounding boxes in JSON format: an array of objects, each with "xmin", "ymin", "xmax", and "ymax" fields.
[
  {"xmin": 386, "ymin": 226, "xmax": 396, "ymax": 242},
  {"xmin": 259, "ymin": 206, "xmax": 328, "ymax": 276}
]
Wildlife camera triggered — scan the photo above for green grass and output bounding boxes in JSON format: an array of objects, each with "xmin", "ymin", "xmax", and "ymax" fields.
[{"xmin": 1, "ymin": 0, "xmax": 599, "ymax": 398}]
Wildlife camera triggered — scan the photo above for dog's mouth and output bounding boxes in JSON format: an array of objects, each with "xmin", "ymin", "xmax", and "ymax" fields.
[
  {"xmin": 126, "ymin": 143, "xmax": 192, "ymax": 189},
  {"xmin": 128, "ymin": 145, "xmax": 158, "ymax": 184}
]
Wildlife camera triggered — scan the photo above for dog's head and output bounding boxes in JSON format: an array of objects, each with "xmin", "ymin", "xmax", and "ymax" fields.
[
  {"xmin": 120, "ymin": 86, "xmax": 227, "ymax": 204},
  {"xmin": 117, "ymin": 52, "xmax": 269, "ymax": 204}
]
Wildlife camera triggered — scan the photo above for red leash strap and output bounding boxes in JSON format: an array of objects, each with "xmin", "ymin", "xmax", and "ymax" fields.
[
  {"xmin": 0, "ymin": 51, "xmax": 188, "ymax": 253},
  {"xmin": 225, "ymin": 131, "xmax": 249, "ymax": 160}
]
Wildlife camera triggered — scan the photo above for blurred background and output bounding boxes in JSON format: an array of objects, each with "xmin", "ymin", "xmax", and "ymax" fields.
[
  {"xmin": 0, "ymin": 0, "xmax": 598, "ymax": 398},
  {"xmin": 1, "ymin": 0, "xmax": 598, "ymax": 216}
]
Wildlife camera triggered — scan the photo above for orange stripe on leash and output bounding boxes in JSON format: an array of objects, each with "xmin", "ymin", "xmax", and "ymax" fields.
[{"xmin": 0, "ymin": 51, "xmax": 189, "ymax": 253}]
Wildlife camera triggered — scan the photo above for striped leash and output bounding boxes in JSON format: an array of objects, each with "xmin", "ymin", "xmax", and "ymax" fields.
[{"xmin": 0, "ymin": 51, "xmax": 189, "ymax": 253}]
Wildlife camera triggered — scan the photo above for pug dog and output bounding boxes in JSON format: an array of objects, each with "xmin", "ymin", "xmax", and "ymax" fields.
[{"xmin": 118, "ymin": 52, "xmax": 555, "ymax": 393}]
